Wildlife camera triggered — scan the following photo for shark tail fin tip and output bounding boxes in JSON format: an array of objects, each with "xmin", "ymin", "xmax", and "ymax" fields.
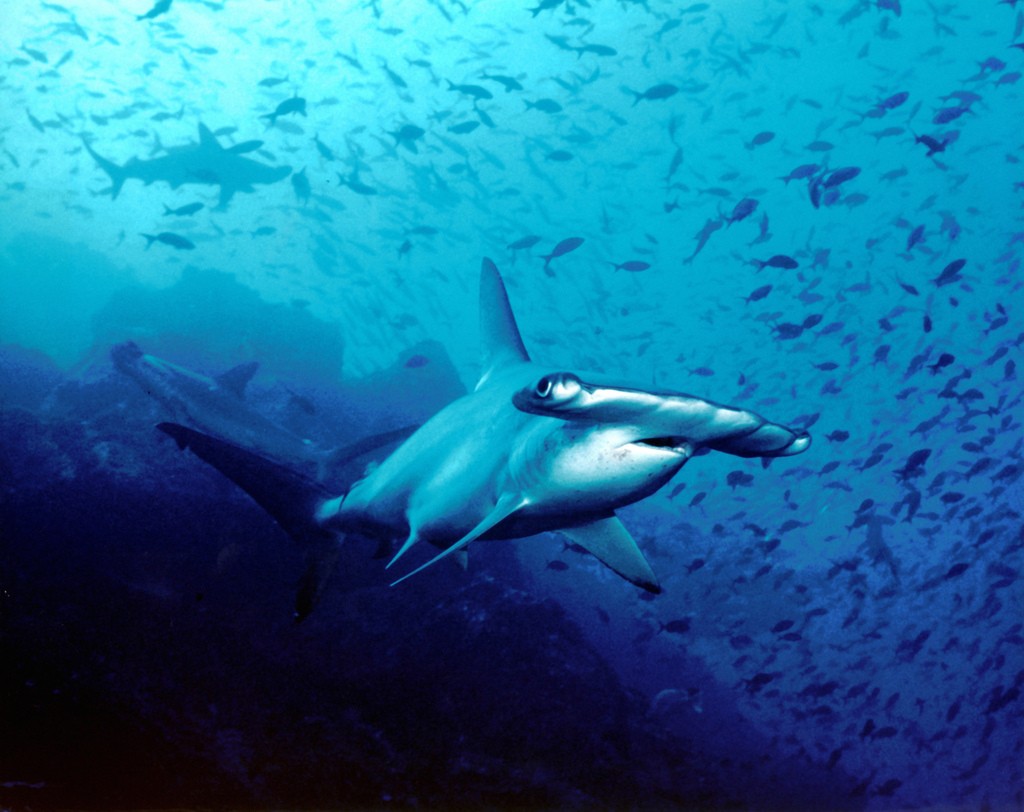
[
  {"xmin": 82, "ymin": 137, "xmax": 128, "ymax": 197},
  {"xmin": 156, "ymin": 422, "xmax": 340, "ymax": 617}
]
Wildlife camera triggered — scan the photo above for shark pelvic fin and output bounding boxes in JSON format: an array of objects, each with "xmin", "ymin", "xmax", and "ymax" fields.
[
  {"xmin": 390, "ymin": 492, "xmax": 529, "ymax": 587},
  {"xmin": 476, "ymin": 258, "xmax": 530, "ymax": 390},
  {"xmin": 215, "ymin": 361, "xmax": 260, "ymax": 398},
  {"xmin": 386, "ymin": 532, "xmax": 420, "ymax": 570},
  {"xmin": 560, "ymin": 515, "xmax": 661, "ymax": 594}
]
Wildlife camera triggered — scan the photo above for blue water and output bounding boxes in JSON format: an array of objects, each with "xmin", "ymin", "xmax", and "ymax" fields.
[{"xmin": 1, "ymin": 1, "xmax": 1022, "ymax": 809}]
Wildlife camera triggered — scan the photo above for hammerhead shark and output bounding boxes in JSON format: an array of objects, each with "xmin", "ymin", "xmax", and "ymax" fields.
[
  {"xmin": 159, "ymin": 259, "xmax": 810, "ymax": 617},
  {"xmin": 82, "ymin": 123, "xmax": 291, "ymax": 209},
  {"xmin": 111, "ymin": 340, "xmax": 427, "ymax": 483},
  {"xmin": 111, "ymin": 340, "xmax": 317, "ymax": 466}
]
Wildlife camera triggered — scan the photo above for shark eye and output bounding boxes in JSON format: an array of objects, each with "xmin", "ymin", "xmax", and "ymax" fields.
[{"xmin": 535, "ymin": 376, "xmax": 554, "ymax": 398}]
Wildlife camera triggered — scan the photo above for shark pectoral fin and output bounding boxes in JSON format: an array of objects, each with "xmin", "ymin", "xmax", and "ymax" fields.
[
  {"xmin": 295, "ymin": 536, "xmax": 343, "ymax": 622},
  {"xmin": 215, "ymin": 361, "xmax": 260, "ymax": 398},
  {"xmin": 390, "ymin": 493, "xmax": 528, "ymax": 587},
  {"xmin": 560, "ymin": 515, "xmax": 661, "ymax": 594}
]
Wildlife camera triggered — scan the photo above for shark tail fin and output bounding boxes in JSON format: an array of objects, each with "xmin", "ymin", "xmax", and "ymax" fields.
[
  {"xmin": 81, "ymin": 137, "xmax": 128, "ymax": 198},
  {"xmin": 157, "ymin": 422, "xmax": 337, "ymax": 620}
]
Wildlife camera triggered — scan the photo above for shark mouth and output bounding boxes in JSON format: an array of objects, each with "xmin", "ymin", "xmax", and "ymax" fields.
[{"xmin": 633, "ymin": 435, "xmax": 691, "ymax": 454}]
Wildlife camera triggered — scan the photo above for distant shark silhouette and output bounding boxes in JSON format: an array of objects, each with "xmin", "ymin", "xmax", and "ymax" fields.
[
  {"xmin": 159, "ymin": 259, "xmax": 810, "ymax": 618},
  {"xmin": 111, "ymin": 340, "xmax": 415, "ymax": 484},
  {"xmin": 82, "ymin": 123, "xmax": 291, "ymax": 209}
]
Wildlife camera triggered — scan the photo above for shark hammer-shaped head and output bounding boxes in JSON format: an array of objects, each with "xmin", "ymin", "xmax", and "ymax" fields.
[{"xmin": 506, "ymin": 369, "xmax": 809, "ymax": 515}]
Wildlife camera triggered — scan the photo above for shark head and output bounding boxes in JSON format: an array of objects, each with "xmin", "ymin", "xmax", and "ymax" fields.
[{"xmin": 506, "ymin": 369, "xmax": 809, "ymax": 517}]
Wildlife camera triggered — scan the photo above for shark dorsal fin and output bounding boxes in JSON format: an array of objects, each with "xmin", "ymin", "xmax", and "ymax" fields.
[
  {"xmin": 215, "ymin": 361, "xmax": 259, "ymax": 398},
  {"xmin": 198, "ymin": 123, "xmax": 220, "ymax": 149},
  {"xmin": 477, "ymin": 258, "xmax": 529, "ymax": 390},
  {"xmin": 560, "ymin": 515, "xmax": 661, "ymax": 594}
]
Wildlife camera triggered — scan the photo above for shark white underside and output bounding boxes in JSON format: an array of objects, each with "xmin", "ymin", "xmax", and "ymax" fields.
[{"xmin": 160, "ymin": 258, "xmax": 809, "ymax": 617}]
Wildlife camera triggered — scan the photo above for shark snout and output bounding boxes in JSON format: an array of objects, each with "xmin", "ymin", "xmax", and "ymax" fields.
[{"xmin": 110, "ymin": 340, "xmax": 144, "ymax": 370}]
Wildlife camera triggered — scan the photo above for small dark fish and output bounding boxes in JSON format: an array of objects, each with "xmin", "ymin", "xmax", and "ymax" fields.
[
  {"xmin": 390, "ymin": 124, "xmax": 426, "ymax": 151},
  {"xmin": 448, "ymin": 120, "xmax": 480, "ymax": 135},
  {"xmin": 944, "ymin": 562, "xmax": 969, "ymax": 579},
  {"xmin": 659, "ymin": 618, "xmax": 691, "ymax": 635},
  {"xmin": 291, "ymin": 168, "xmax": 311, "ymax": 204},
  {"xmin": 933, "ymin": 258, "xmax": 966, "ymax": 287},
  {"xmin": 262, "ymin": 96, "xmax": 307, "ymax": 125},
  {"xmin": 826, "ymin": 430, "xmax": 849, "ymax": 442},
  {"xmin": 631, "ymin": 83, "xmax": 679, "ymax": 105},
  {"xmin": 546, "ymin": 149, "xmax": 574, "ymax": 162},
  {"xmin": 525, "ymin": 98, "xmax": 563, "ymax": 114},
  {"xmin": 756, "ymin": 254, "xmax": 799, "ymax": 270},
  {"xmin": 747, "ymin": 130, "xmax": 775, "ymax": 149},
  {"xmin": 727, "ymin": 198, "xmax": 759, "ymax": 225},
  {"xmin": 141, "ymin": 232, "xmax": 194, "ymax": 250},
  {"xmin": 137, "ymin": 0, "xmax": 172, "ymax": 20},
  {"xmin": 338, "ymin": 173, "xmax": 377, "ymax": 196},
  {"xmin": 546, "ymin": 559, "xmax": 569, "ymax": 571},
  {"xmin": 226, "ymin": 139, "xmax": 264, "ymax": 154},
  {"xmin": 802, "ymin": 314, "xmax": 823, "ymax": 329},
  {"xmin": 258, "ymin": 76, "xmax": 289, "ymax": 88},
  {"xmin": 481, "ymin": 74, "xmax": 523, "ymax": 93},
  {"xmin": 933, "ymin": 106, "xmax": 969, "ymax": 125},
  {"xmin": 685, "ymin": 558, "xmax": 705, "ymax": 574},
  {"xmin": 684, "ymin": 217, "xmax": 723, "ymax": 263},
  {"xmin": 313, "ymin": 134, "xmax": 336, "ymax": 161},
  {"xmin": 163, "ymin": 202, "xmax": 204, "ymax": 217},
  {"xmin": 508, "ymin": 235, "xmax": 542, "ymax": 251},
  {"xmin": 772, "ymin": 619, "xmax": 795, "ymax": 633},
  {"xmin": 609, "ymin": 260, "xmax": 650, "ymax": 272},
  {"xmin": 447, "ymin": 80, "xmax": 493, "ymax": 100},
  {"xmin": 541, "ymin": 237, "xmax": 584, "ymax": 275},
  {"xmin": 914, "ymin": 132, "xmax": 948, "ymax": 157},
  {"xmin": 745, "ymin": 284, "xmax": 772, "ymax": 302},
  {"xmin": 928, "ymin": 352, "xmax": 955, "ymax": 373},
  {"xmin": 774, "ymin": 323, "xmax": 804, "ymax": 340},
  {"xmin": 404, "ymin": 354, "xmax": 429, "ymax": 368},
  {"xmin": 780, "ymin": 163, "xmax": 819, "ymax": 184},
  {"xmin": 896, "ymin": 448, "xmax": 931, "ymax": 480},
  {"xmin": 823, "ymin": 166, "xmax": 861, "ymax": 188},
  {"xmin": 726, "ymin": 471, "xmax": 754, "ymax": 488},
  {"xmin": 878, "ymin": 91, "xmax": 909, "ymax": 111},
  {"xmin": 576, "ymin": 43, "xmax": 617, "ymax": 57}
]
